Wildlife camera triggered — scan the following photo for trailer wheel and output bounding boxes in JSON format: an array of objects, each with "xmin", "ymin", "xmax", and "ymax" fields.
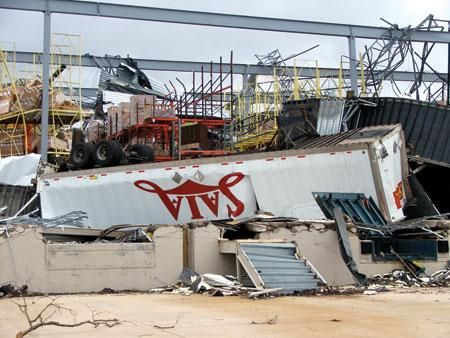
[
  {"xmin": 110, "ymin": 140, "xmax": 124, "ymax": 165},
  {"xmin": 128, "ymin": 144, "xmax": 155, "ymax": 164},
  {"xmin": 94, "ymin": 140, "xmax": 123, "ymax": 167},
  {"xmin": 70, "ymin": 143, "xmax": 95, "ymax": 169}
]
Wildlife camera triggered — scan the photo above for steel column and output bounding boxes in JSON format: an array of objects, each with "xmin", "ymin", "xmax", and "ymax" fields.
[
  {"xmin": 40, "ymin": 7, "xmax": 51, "ymax": 161},
  {"xmin": 348, "ymin": 35, "xmax": 358, "ymax": 96},
  {"xmin": 448, "ymin": 21, "xmax": 450, "ymax": 105}
]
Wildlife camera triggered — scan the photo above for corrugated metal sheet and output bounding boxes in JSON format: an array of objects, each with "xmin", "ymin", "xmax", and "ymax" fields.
[
  {"xmin": 349, "ymin": 97, "xmax": 450, "ymax": 167},
  {"xmin": 314, "ymin": 192, "xmax": 386, "ymax": 225},
  {"xmin": 239, "ymin": 242, "xmax": 320, "ymax": 293},
  {"xmin": 316, "ymin": 98, "xmax": 346, "ymax": 136},
  {"xmin": 0, "ymin": 184, "xmax": 38, "ymax": 217},
  {"xmin": 292, "ymin": 125, "xmax": 394, "ymax": 149}
]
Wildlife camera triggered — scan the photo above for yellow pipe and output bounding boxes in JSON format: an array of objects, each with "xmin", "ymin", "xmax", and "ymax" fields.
[
  {"xmin": 359, "ymin": 52, "xmax": 366, "ymax": 97},
  {"xmin": 293, "ymin": 60, "xmax": 299, "ymax": 100}
]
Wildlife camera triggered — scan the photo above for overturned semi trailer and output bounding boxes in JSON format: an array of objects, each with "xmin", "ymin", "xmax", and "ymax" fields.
[{"xmin": 38, "ymin": 125, "xmax": 408, "ymax": 228}]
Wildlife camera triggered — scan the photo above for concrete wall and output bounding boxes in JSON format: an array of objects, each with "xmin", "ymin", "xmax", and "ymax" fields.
[
  {"xmin": 0, "ymin": 226, "xmax": 183, "ymax": 293},
  {"xmin": 256, "ymin": 226, "xmax": 355, "ymax": 286},
  {"xmin": 189, "ymin": 224, "xmax": 450, "ymax": 287},
  {"xmin": 2, "ymin": 223, "xmax": 449, "ymax": 292},
  {"xmin": 187, "ymin": 225, "xmax": 235, "ymax": 276},
  {"xmin": 188, "ymin": 224, "xmax": 355, "ymax": 286}
]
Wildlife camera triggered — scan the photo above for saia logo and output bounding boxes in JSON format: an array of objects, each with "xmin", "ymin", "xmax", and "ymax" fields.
[{"xmin": 134, "ymin": 172, "xmax": 246, "ymax": 221}]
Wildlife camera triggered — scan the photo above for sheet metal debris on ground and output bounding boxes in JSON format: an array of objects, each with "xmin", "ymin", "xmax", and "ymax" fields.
[{"xmin": 145, "ymin": 264, "xmax": 450, "ymax": 299}]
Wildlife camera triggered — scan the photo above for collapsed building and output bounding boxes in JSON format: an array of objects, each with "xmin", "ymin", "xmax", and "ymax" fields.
[{"xmin": 1, "ymin": 9, "xmax": 450, "ymax": 295}]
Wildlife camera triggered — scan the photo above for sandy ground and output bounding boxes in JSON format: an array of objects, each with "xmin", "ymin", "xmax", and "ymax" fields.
[{"xmin": 1, "ymin": 289, "xmax": 450, "ymax": 338}]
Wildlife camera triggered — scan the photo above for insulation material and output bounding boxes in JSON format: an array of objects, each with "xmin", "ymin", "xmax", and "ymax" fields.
[{"xmin": 0, "ymin": 153, "xmax": 40, "ymax": 186}]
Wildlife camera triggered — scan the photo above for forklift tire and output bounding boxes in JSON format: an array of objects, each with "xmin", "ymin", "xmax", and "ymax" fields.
[
  {"xmin": 70, "ymin": 143, "xmax": 95, "ymax": 169},
  {"xmin": 128, "ymin": 144, "xmax": 155, "ymax": 164},
  {"xmin": 94, "ymin": 140, "xmax": 123, "ymax": 167}
]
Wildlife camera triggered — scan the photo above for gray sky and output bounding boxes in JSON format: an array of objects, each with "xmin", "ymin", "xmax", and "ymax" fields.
[{"xmin": 1, "ymin": 0, "xmax": 449, "ymax": 90}]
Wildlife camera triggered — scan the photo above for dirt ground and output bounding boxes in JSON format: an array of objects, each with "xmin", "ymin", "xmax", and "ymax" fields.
[{"xmin": 1, "ymin": 288, "xmax": 450, "ymax": 338}]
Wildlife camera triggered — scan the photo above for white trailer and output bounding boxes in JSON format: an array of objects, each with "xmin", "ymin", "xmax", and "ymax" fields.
[{"xmin": 38, "ymin": 125, "xmax": 408, "ymax": 228}]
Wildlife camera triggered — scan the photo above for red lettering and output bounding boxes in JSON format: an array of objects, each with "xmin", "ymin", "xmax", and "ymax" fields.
[
  {"xmin": 134, "ymin": 172, "xmax": 247, "ymax": 221},
  {"xmin": 198, "ymin": 191, "xmax": 220, "ymax": 217},
  {"xmin": 134, "ymin": 180, "xmax": 183, "ymax": 220},
  {"xmin": 185, "ymin": 195, "xmax": 203, "ymax": 220}
]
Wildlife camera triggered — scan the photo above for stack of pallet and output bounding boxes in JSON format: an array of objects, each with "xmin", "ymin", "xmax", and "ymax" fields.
[
  {"xmin": 87, "ymin": 120, "xmax": 106, "ymax": 143},
  {"xmin": 106, "ymin": 95, "xmax": 176, "ymax": 136},
  {"xmin": 130, "ymin": 95, "xmax": 155, "ymax": 125},
  {"xmin": 119, "ymin": 102, "xmax": 130, "ymax": 130},
  {"xmin": 107, "ymin": 106, "xmax": 118, "ymax": 136}
]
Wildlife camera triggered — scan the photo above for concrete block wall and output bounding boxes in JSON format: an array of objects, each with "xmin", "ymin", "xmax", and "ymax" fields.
[{"xmin": 0, "ymin": 226, "xmax": 183, "ymax": 293}]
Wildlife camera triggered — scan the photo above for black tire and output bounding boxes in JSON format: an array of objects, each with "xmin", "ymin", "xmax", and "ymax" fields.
[
  {"xmin": 110, "ymin": 140, "xmax": 124, "ymax": 165},
  {"xmin": 70, "ymin": 143, "xmax": 95, "ymax": 169},
  {"xmin": 128, "ymin": 144, "xmax": 155, "ymax": 164},
  {"xmin": 94, "ymin": 140, "xmax": 123, "ymax": 167}
]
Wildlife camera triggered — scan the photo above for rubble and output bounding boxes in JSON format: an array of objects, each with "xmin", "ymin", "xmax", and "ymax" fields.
[{"xmin": 369, "ymin": 265, "xmax": 450, "ymax": 288}]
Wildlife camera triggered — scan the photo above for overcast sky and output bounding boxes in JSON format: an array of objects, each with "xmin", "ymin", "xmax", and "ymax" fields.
[{"xmin": 1, "ymin": 0, "xmax": 449, "ymax": 90}]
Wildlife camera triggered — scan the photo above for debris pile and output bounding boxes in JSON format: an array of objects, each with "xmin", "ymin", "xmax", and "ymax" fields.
[
  {"xmin": 149, "ymin": 268, "xmax": 285, "ymax": 298},
  {"xmin": 369, "ymin": 266, "xmax": 450, "ymax": 288}
]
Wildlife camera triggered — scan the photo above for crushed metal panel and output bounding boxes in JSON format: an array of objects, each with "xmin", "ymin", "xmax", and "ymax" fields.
[
  {"xmin": 350, "ymin": 97, "xmax": 450, "ymax": 167},
  {"xmin": 246, "ymin": 150, "xmax": 378, "ymax": 220},
  {"xmin": 0, "ymin": 184, "xmax": 38, "ymax": 217},
  {"xmin": 316, "ymin": 98, "xmax": 346, "ymax": 136},
  {"xmin": 314, "ymin": 192, "xmax": 386, "ymax": 225}
]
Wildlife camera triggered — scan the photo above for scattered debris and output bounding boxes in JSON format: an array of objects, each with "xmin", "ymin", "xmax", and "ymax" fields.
[
  {"xmin": 153, "ymin": 314, "xmax": 183, "ymax": 330},
  {"xmin": 251, "ymin": 315, "xmax": 278, "ymax": 325},
  {"xmin": 369, "ymin": 266, "xmax": 450, "ymax": 288}
]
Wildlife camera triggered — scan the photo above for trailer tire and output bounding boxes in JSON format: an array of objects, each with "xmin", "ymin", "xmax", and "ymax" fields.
[
  {"xmin": 94, "ymin": 140, "xmax": 123, "ymax": 167},
  {"xmin": 110, "ymin": 140, "xmax": 124, "ymax": 165},
  {"xmin": 128, "ymin": 144, "xmax": 155, "ymax": 164},
  {"xmin": 70, "ymin": 143, "xmax": 95, "ymax": 169}
]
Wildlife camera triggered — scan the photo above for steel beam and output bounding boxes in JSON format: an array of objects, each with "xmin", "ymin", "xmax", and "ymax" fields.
[
  {"xmin": 1, "ymin": 0, "xmax": 450, "ymax": 43},
  {"xmin": 40, "ymin": 8, "xmax": 51, "ymax": 162},
  {"xmin": 348, "ymin": 36, "xmax": 358, "ymax": 95},
  {"xmin": 10, "ymin": 50, "xmax": 446, "ymax": 83}
]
